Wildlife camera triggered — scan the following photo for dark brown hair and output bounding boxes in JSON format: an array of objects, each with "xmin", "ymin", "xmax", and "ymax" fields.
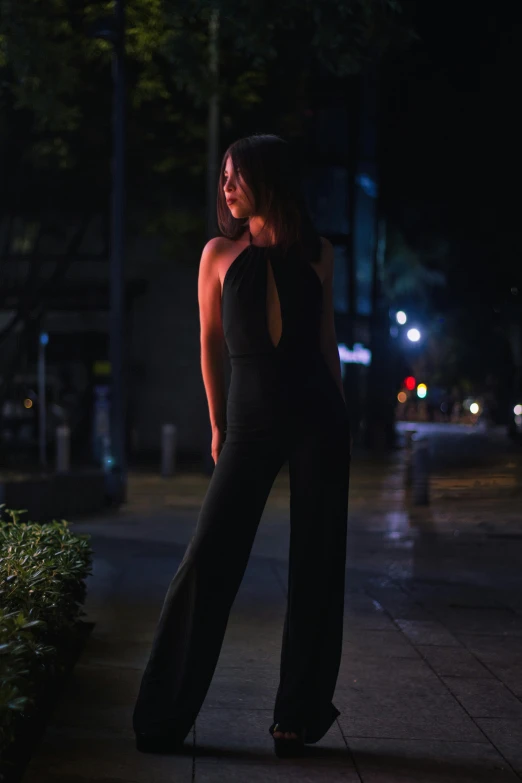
[{"xmin": 216, "ymin": 134, "xmax": 322, "ymax": 264}]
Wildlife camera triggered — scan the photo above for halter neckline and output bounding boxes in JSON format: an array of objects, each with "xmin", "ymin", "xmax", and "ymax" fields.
[{"xmin": 248, "ymin": 229, "xmax": 282, "ymax": 250}]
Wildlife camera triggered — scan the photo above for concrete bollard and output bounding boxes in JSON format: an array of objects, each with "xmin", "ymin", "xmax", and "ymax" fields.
[
  {"xmin": 404, "ymin": 429, "xmax": 417, "ymax": 487},
  {"xmin": 161, "ymin": 423, "xmax": 177, "ymax": 478},
  {"xmin": 56, "ymin": 424, "xmax": 71, "ymax": 473},
  {"xmin": 412, "ymin": 436, "xmax": 430, "ymax": 506}
]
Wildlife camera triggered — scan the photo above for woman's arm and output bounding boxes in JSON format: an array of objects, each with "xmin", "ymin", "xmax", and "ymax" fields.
[
  {"xmin": 198, "ymin": 239, "xmax": 227, "ymax": 433},
  {"xmin": 319, "ymin": 237, "xmax": 346, "ymax": 403}
]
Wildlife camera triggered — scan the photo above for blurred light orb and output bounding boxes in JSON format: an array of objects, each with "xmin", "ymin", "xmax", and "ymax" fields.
[
  {"xmin": 514, "ymin": 404, "xmax": 522, "ymax": 416},
  {"xmin": 417, "ymin": 384, "xmax": 427, "ymax": 399},
  {"xmin": 396, "ymin": 311, "xmax": 407, "ymax": 325},
  {"xmin": 407, "ymin": 328, "xmax": 421, "ymax": 342},
  {"xmin": 397, "ymin": 391, "xmax": 407, "ymax": 403},
  {"xmin": 470, "ymin": 402, "xmax": 480, "ymax": 415},
  {"xmin": 23, "ymin": 398, "xmax": 33, "ymax": 409}
]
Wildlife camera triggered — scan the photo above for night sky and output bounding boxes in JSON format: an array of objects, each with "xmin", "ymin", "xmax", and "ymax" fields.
[{"xmin": 383, "ymin": 1, "xmax": 522, "ymax": 306}]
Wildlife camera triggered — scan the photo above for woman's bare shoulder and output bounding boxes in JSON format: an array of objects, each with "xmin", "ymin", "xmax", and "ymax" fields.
[
  {"xmin": 201, "ymin": 233, "xmax": 248, "ymax": 261},
  {"xmin": 200, "ymin": 233, "xmax": 249, "ymax": 286},
  {"xmin": 201, "ymin": 235, "xmax": 231, "ymax": 261}
]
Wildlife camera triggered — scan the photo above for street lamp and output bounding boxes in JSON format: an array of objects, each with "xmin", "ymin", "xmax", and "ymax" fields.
[{"xmin": 90, "ymin": 1, "xmax": 127, "ymax": 504}]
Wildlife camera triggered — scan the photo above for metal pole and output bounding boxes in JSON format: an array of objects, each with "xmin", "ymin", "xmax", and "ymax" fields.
[
  {"xmin": 342, "ymin": 77, "xmax": 361, "ymax": 440},
  {"xmin": 206, "ymin": 7, "xmax": 220, "ymax": 241},
  {"xmin": 56, "ymin": 424, "xmax": 71, "ymax": 473},
  {"xmin": 108, "ymin": 0, "xmax": 127, "ymax": 503},
  {"xmin": 346, "ymin": 76, "xmax": 359, "ymax": 350},
  {"xmin": 38, "ymin": 332, "xmax": 48, "ymax": 468}
]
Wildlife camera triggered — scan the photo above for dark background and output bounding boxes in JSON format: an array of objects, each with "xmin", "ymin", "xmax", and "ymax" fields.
[{"xmin": 0, "ymin": 0, "xmax": 521, "ymax": 467}]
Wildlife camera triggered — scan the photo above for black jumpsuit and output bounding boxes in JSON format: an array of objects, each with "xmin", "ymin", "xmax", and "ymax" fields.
[{"xmin": 132, "ymin": 233, "xmax": 351, "ymax": 744}]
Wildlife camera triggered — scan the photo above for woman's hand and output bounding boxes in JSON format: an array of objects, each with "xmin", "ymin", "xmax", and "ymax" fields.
[{"xmin": 211, "ymin": 425, "xmax": 225, "ymax": 465}]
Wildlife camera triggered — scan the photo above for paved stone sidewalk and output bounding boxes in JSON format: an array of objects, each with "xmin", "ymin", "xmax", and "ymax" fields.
[{"xmin": 23, "ymin": 424, "xmax": 522, "ymax": 782}]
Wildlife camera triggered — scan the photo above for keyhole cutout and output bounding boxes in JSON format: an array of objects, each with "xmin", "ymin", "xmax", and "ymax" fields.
[{"xmin": 266, "ymin": 258, "xmax": 283, "ymax": 349}]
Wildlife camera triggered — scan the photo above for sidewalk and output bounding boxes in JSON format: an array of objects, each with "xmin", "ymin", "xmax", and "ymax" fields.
[{"xmin": 23, "ymin": 425, "xmax": 522, "ymax": 782}]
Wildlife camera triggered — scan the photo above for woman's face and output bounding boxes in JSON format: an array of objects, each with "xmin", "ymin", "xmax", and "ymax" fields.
[{"xmin": 223, "ymin": 156, "xmax": 254, "ymax": 219}]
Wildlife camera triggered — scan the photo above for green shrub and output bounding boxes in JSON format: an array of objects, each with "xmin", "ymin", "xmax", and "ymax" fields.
[
  {"xmin": 0, "ymin": 610, "xmax": 54, "ymax": 752},
  {"xmin": 0, "ymin": 507, "xmax": 93, "ymax": 753}
]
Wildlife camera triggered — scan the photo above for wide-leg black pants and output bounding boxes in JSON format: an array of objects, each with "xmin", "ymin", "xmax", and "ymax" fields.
[{"xmin": 132, "ymin": 381, "xmax": 350, "ymax": 744}]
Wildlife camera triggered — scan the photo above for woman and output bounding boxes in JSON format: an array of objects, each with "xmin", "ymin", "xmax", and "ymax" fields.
[{"xmin": 133, "ymin": 134, "xmax": 351, "ymax": 758}]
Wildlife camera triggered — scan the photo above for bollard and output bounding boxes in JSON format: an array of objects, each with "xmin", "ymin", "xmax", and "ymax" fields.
[
  {"xmin": 161, "ymin": 423, "xmax": 177, "ymax": 477},
  {"xmin": 404, "ymin": 429, "xmax": 417, "ymax": 487},
  {"xmin": 412, "ymin": 436, "xmax": 430, "ymax": 506},
  {"xmin": 56, "ymin": 424, "xmax": 71, "ymax": 473}
]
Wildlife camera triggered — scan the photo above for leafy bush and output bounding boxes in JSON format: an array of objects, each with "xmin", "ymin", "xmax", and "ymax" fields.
[
  {"xmin": 0, "ymin": 610, "xmax": 54, "ymax": 753},
  {"xmin": 0, "ymin": 507, "xmax": 93, "ymax": 753}
]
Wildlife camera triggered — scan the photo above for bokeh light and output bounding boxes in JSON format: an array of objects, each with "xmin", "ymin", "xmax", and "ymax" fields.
[
  {"xmin": 397, "ymin": 391, "xmax": 407, "ymax": 403},
  {"xmin": 407, "ymin": 328, "xmax": 421, "ymax": 342},
  {"xmin": 396, "ymin": 311, "xmax": 407, "ymax": 325},
  {"xmin": 417, "ymin": 383, "xmax": 427, "ymax": 398},
  {"xmin": 470, "ymin": 402, "xmax": 480, "ymax": 414}
]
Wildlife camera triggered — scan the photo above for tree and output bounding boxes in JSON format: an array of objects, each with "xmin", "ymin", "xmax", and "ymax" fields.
[
  {"xmin": 0, "ymin": 0, "xmax": 413, "ymax": 429},
  {"xmin": 0, "ymin": 0, "xmax": 413, "ymax": 286},
  {"xmin": 382, "ymin": 223, "xmax": 446, "ymax": 309},
  {"xmin": 0, "ymin": 0, "xmax": 411, "ymax": 172}
]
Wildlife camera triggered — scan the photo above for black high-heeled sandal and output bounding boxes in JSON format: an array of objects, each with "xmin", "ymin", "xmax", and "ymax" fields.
[
  {"xmin": 135, "ymin": 731, "xmax": 187, "ymax": 754},
  {"xmin": 269, "ymin": 722, "xmax": 305, "ymax": 758}
]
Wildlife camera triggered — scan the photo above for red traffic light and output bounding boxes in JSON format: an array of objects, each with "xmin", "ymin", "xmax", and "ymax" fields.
[{"xmin": 405, "ymin": 376, "xmax": 416, "ymax": 391}]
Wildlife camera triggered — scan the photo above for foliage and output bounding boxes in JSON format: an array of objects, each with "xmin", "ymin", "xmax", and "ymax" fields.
[
  {"xmin": 417, "ymin": 306, "xmax": 515, "ymax": 393},
  {"xmin": 0, "ymin": 0, "xmax": 412, "ymax": 170},
  {"xmin": 143, "ymin": 207, "xmax": 205, "ymax": 256},
  {"xmin": 0, "ymin": 507, "xmax": 93, "ymax": 752},
  {"xmin": 382, "ymin": 223, "xmax": 446, "ymax": 307},
  {"xmin": 0, "ymin": 609, "xmax": 53, "ymax": 752}
]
